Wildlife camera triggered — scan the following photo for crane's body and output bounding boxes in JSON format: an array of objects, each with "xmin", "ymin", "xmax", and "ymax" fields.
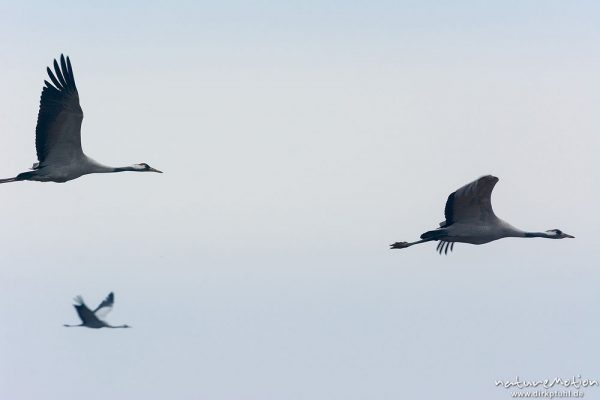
[
  {"xmin": 0, "ymin": 54, "xmax": 161, "ymax": 184},
  {"xmin": 436, "ymin": 220, "xmax": 523, "ymax": 245},
  {"xmin": 13, "ymin": 156, "xmax": 149, "ymax": 183},
  {"xmin": 390, "ymin": 175, "xmax": 574, "ymax": 254},
  {"xmin": 64, "ymin": 292, "xmax": 130, "ymax": 329}
]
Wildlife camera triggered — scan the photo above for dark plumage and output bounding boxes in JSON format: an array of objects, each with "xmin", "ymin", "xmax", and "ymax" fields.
[{"xmin": 36, "ymin": 55, "xmax": 83, "ymax": 164}]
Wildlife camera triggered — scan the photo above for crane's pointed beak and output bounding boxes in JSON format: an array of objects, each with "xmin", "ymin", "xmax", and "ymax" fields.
[
  {"xmin": 565, "ymin": 234, "xmax": 575, "ymax": 238},
  {"xmin": 149, "ymin": 167, "xmax": 163, "ymax": 173}
]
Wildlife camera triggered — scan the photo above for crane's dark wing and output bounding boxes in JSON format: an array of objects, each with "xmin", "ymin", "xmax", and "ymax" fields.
[
  {"xmin": 35, "ymin": 54, "xmax": 84, "ymax": 165},
  {"xmin": 93, "ymin": 292, "xmax": 114, "ymax": 320},
  {"xmin": 441, "ymin": 175, "xmax": 499, "ymax": 227},
  {"xmin": 73, "ymin": 296, "xmax": 100, "ymax": 324}
]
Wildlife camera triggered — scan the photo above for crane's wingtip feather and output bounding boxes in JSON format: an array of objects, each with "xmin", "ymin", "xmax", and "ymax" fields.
[{"xmin": 479, "ymin": 174, "xmax": 499, "ymax": 181}]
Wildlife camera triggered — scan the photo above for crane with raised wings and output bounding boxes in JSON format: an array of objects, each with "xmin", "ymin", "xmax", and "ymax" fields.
[
  {"xmin": 390, "ymin": 175, "xmax": 574, "ymax": 254},
  {"xmin": 1, "ymin": 54, "xmax": 162, "ymax": 184},
  {"xmin": 64, "ymin": 292, "xmax": 130, "ymax": 329}
]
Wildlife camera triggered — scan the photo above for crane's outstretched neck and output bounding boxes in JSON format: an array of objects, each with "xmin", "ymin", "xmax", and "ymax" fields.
[
  {"xmin": 85, "ymin": 164, "xmax": 138, "ymax": 173},
  {"xmin": 111, "ymin": 166, "xmax": 140, "ymax": 173},
  {"xmin": 107, "ymin": 324, "xmax": 130, "ymax": 328},
  {"xmin": 524, "ymin": 232, "xmax": 553, "ymax": 238},
  {"xmin": 0, "ymin": 177, "xmax": 17, "ymax": 184},
  {"xmin": 63, "ymin": 324, "xmax": 82, "ymax": 327},
  {"xmin": 84, "ymin": 159, "xmax": 142, "ymax": 173},
  {"xmin": 109, "ymin": 164, "xmax": 162, "ymax": 173}
]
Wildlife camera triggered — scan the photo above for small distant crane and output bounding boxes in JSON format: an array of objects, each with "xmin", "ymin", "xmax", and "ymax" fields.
[{"xmin": 63, "ymin": 292, "xmax": 130, "ymax": 329}]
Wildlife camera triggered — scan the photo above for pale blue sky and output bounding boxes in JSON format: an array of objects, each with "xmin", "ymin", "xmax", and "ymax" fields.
[{"xmin": 0, "ymin": 1, "xmax": 599, "ymax": 399}]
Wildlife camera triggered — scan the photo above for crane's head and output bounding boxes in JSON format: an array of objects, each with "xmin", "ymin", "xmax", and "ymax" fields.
[
  {"xmin": 546, "ymin": 229, "xmax": 575, "ymax": 239},
  {"xmin": 133, "ymin": 163, "xmax": 162, "ymax": 173}
]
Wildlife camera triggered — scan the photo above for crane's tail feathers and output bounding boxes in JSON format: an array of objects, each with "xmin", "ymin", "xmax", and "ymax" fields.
[
  {"xmin": 0, "ymin": 177, "xmax": 17, "ymax": 184},
  {"xmin": 420, "ymin": 229, "xmax": 448, "ymax": 240}
]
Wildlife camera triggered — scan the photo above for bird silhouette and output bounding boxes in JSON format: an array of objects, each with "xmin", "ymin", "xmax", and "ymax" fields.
[
  {"xmin": 391, "ymin": 175, "xmax": 574, "ymax": 254},
  {"xmin": 64, "ymin": 292, "xmax": 130, "ymax": 329},
  {"xmin": 1, "ymin": 54, "xmax": 162, "ymax": 184}
]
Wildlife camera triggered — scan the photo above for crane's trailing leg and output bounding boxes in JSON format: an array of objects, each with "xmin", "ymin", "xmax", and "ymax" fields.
[
  {"xmin": 390, "ymin": 239, "xmax": 432, "ymax": 249},
  {"xmin": 0, "ymin": 171, "xmax": 45, "ymax": 184}
]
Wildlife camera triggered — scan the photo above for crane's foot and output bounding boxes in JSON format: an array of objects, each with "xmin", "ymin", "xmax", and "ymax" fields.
[{"xmin": 390, "ymin": 241, "xmax": 410, "ymax": 249}]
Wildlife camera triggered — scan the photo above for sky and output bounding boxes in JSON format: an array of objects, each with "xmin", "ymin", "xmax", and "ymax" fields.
[{"xmin": 0, "ymin": 1, "xmax": 599, "ymax": 399}]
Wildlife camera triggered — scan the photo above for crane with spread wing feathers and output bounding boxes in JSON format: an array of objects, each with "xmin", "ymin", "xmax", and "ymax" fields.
[
  {"xmin": 390, "ymin": 175, "xmax": 574, "ymax": 255},
  {"xmin": 0, "ymin": 54, "xmax": 162, "ymax": 184},
  {"xmin": 63, "ymin": 292, "xmax": 130, "ymax": 329}
]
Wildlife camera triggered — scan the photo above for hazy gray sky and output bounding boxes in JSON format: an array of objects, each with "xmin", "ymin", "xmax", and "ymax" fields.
[{"xmin": 1, "ymin": 1, "xmax": 599, "ymax": 399}]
